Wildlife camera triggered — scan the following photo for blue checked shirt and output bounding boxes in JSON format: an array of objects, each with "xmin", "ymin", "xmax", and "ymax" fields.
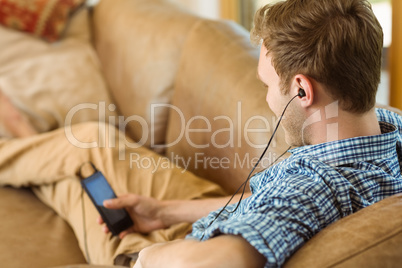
[{"xmin": 188, "ymin": 108, "xmax": 402, "ymax": 267}]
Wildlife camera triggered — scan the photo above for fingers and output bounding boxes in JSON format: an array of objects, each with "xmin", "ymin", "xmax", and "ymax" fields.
[
  {"xmin": 97, "ymin": 217, "xmax": 134, "ymax": 237},
  {"xmin": 97, "ymin": 216, "xmax": 110, "ymax": 234},
  {"xmin": 119, "ymin": 232, "xmax": 126, "ymax": 239},
  {"xmin": 103, "ymin": 194, "xmax": 138, "ymax": 209},
  {"xmin": 118, "ymin": 227, "xmax": 134, "ymax": 239},
  {"xmin": 99, "ymin": 194, "xmax": 138, "ymax": 237}
]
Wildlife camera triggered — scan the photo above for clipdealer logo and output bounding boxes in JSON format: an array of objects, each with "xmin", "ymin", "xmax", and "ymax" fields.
[
  {"xmin": 63, "ymin": 101, "xmax": 339, "ymax": 171},
  {"xmin": 128, "ymin": 151, "xmax": 286, "ymax": 173},
  {"xmin": 64, "ymin": 102, "xmax": 281, "ymax": 161}
]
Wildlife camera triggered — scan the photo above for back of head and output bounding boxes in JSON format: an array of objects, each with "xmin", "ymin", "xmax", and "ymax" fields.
[{"xmin": 251, "ymin": 0, "xmax": 383, "ymax": 113}]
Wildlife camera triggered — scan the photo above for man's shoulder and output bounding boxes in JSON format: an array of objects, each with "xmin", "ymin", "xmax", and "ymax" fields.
[{"xmin": 255, "ymin": 153, "xmax": 341, "ymax": 189}]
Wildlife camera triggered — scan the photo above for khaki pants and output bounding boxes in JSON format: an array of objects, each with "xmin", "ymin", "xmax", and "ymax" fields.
[{"xmin": 0, "ymin": 122, "xmax": 224, "ymax": 265}]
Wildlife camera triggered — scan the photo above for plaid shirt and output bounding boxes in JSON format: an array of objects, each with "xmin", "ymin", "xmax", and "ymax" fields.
[{"xmin": 188, "ymin": 108, "xmax": 402, "ymax": 268}]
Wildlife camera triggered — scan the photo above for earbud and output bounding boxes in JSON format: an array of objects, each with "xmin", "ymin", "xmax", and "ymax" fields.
[{"xmin": 298, "ymin": 88, "xmax": 306, "ymax": 98}]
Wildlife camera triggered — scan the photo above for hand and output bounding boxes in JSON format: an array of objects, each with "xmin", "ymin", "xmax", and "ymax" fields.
[
  {"xmin": 133, "ymin": 243, "xmax": 158, "ymax": 268},
  {"xmin": 133, "ymin": 241, "xmax": 184, "ymax": 268},
  {"xmin": 133, "ymin": 236, "xmax": 266, "ymax": 268},
  {"xmin": 97, "ymin": 194, "xmax": 166, "ymax": 239}
]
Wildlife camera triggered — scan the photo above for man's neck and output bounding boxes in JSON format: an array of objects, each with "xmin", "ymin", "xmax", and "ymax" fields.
[{"xmin": 308, "ymin": 108, "xmax": 381, "ymax": 145}]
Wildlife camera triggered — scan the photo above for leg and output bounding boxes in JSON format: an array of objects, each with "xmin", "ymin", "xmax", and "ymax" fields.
[{"xmin": 0, "ymin": 122, "xmax": 224, "ymax": 265}]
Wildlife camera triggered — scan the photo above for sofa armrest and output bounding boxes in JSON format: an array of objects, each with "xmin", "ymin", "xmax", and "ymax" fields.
[
  {"xmin": 0, "ymin": 187, "xmax": 86, "ymax": 267},
  {"xmin": 284, "ymin": 193, "xmax": 402, "ymax": 268}
]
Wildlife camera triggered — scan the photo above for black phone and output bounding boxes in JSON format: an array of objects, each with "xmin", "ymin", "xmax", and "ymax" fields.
[{"xmin": 81, "ymin": 170, "xmax": 133, "ymax": 236}]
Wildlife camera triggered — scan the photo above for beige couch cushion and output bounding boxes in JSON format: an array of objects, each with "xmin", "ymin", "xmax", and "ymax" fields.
[
  {"xmin": 64, "ymin": 7, "xmax": 92, "ymax": 42},
  {"xmin": 284, "ymin": 193, "xmax": 402, "ymax": 268},
  {"xmin": 166, "ymin": 19, "xmax": 290, "ymax": 193},
  {"xmin": 0, "ymin": 187, "xmax": 86, "ymax": 267},
  {"xmin": 0, "ymin": 8, "xmax": 116, "ymax": 137},
  {"xmin": 92, "ymin": 0, "xmax": 200, "ymax": 152}
]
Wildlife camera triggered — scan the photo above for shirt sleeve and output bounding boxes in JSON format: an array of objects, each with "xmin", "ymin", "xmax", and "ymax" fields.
[
  {"xmin": 186, "ymin": 202, "xmax": 237, "ymax": 240},
  {"xmin": 187, "ymin": 170, "xmax": 270, "ymax": 240},
  {"xmin": 189, "ymin": 162, "xmax": 345, "ymax": 268},
  {"xmin": 194, "ymin": 189, "xmax": 322, "ymax": 267}
]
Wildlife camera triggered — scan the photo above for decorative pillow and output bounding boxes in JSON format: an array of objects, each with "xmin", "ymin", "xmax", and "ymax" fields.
[
  {"xmin": 0, "ymin": 0, "xmax": 86, "ymax": 42},
  {"xmin": 0, "ymin": 12, "xmax": 117, "ymax": 138}
]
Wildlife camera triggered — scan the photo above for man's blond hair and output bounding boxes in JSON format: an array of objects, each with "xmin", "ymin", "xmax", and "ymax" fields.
[{"xmin": 251, "ymin": 0, "xmax": 383, "ymax": 113}]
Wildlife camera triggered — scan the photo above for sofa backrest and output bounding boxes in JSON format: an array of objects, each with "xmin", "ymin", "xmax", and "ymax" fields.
[
  {"xmin": 91, "ymin": 0, "xmax": 290, "ymax": 193},
  {"xmin": 166, "ymin": 19, "xmax": 290, "ymax": 193},
  {"xmin": 92, "ymin": 0, "xmax": 201, "ymax": 151},
  {"xmin": 90, "ymin": 0, "xmax": 402, "ymax": 194}
]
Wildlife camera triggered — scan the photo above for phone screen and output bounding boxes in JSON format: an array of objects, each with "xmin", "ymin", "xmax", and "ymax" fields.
[{"xmin": 84, "ymin": 172, "xmax": 126, "ymax": 224}]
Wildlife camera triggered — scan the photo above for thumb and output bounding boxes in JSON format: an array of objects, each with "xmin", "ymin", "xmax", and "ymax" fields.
[{"xmin": 103, "ymin": 194, "xmax": 138, "ymax": 209}]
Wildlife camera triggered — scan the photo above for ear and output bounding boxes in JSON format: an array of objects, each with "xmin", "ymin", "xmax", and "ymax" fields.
[{"xmin": 293, "ymin": 74, "xmax": 314, "ymax": 108}]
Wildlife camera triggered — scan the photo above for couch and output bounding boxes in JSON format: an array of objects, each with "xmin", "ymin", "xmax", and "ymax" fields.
[{"xmin": 0, "ymin": 0, "xmax": 401, "ymax": 267}]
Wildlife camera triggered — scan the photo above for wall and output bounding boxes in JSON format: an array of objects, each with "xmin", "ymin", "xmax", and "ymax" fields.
[
  {"xmin": 390, "ymin": 0, "xmax": 402, "ymax": 110},
  {"xmin": 168, "ymin": 0, "xmax": 401, "ymax": 109},
  {"xmin": 167, "ymin": 0, "xmax": 220, "ymax": 20}
]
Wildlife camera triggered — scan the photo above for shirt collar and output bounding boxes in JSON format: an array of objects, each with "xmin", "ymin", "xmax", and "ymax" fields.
[{"xmin": 288, "ymin": 121, "xmax": 398, "ymax": 167}]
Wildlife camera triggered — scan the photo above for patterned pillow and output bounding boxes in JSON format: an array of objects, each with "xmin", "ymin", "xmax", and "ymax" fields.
[{"xmin": 0, "ymin": 0, "xmax": 85, "ymax": 42}]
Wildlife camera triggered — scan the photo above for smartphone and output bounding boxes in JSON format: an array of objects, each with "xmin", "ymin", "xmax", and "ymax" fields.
[{"xmin": 81, "ymin": 170, "xmax": 133, "ymax": 236}]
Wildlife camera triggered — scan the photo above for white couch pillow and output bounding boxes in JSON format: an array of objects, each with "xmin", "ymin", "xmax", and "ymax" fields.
[{"xmin": 0, "ymin": 10, "xmax": 117, "ymax": 137}]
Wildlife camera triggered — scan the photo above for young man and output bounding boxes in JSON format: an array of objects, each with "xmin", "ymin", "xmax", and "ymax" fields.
[
  {"xmin": 105, "ymin": 0, "xmax": 400, "ymax": 267},
  {"xmin": 0, "ymin": 0, "xmax": 401, "ymax": 267}
]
